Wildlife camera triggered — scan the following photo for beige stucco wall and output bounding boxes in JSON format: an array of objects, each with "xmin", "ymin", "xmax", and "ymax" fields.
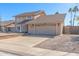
[
  {"xmin": 15, "ymin": 16, "xmax": 34, "ymax": 23},
  {"xmin": 15, "ymin": 16, "xmax": 33, "ymax": 32},
  {"xmin": 15, "ymin": 13, "xmax": 45, "ymax": 33},
  {"xmin": 56, "ymin": 23, "xmax": 63, "ymax": 35},
  {"xmin": 21, "ymin": 24, "xmax": 28, "ymax": 32},
  {"xmin": 15, "ymin": 12, "xmax": 45, "ymax": 24}
]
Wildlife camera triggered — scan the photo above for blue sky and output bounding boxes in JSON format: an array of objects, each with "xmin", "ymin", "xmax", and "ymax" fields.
[{"xmin": 0, "ymin": 3, "xmax": 79, "ymax": 26}]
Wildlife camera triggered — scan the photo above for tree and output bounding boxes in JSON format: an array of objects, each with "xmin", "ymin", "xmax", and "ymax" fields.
[
  {"xmin": 68, "ymin": 6, "xmax": 79, "ymax": 26},
  {"xmin": 72, "ymin": 6, "xmax": 79, "ymax": 26},
  {"xmin": 0, "ymin": 16, "xmax": 2, "ymax": 31},
  {"xmin": 68, "ymin": 8, "xmax": 73, "ymax": 26},
  {"xmin": 55, "ymin": 12, "xmax": 59, "ymax": 14},
  {"xmin": 75, "ymin": 17, "xmax": 79, "ymax": 26}
]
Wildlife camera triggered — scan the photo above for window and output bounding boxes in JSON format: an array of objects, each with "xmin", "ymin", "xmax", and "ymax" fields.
[{"xmin": 26, "ymin": 16, "xmax": 32, "ymax": 20}]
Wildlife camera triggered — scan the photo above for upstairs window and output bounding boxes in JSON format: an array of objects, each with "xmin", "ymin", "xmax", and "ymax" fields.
[{"xmin": 26, "ymin": 16, "xmax": 33, "ymax": 20}]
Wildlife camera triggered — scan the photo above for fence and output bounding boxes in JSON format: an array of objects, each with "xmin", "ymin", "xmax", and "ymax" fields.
[{"xmin": 63, "ymin": 26, "xmax": 79, "ymax": 34}]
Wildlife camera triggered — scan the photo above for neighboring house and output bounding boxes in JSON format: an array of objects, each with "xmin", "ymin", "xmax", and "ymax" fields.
[
  {"xmin": 26, "ymin": 14, "xmax": 66, "ymax": 35},
  {"xmin": 1, "ymin": 20, "xmax": 16, "ymax": 32},
  {"xmin": 4, "ymin": 22, "xmax": 15, "ymax": 32},
  {"xmin": 14, "ymin": 10, "xmax": 46, "ymax": 33}
]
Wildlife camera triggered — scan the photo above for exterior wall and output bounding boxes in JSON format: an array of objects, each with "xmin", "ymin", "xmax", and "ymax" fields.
[
  {"xmin": 15, "ymin": 24, "xmax": 21, "ymax": 32},
  {"xmin": 15, "ymin": 12, "xmax": 45, "ymax": 24},
  {"xmin": 1, "ymin": 26, "xmax": 6, "ymax": 32},
  {"xmin": 20, "ymin": 24, "xmax": 28, "ymax": 33},
  {"xmin": 15, "ymin": 16, "xmax": 34, "ymax": 24},
  {"xmin": 15, "ymin": 23, "xmax": 28, "ymax": 33},
  {"xmin": 28, "ymin": 23, "xmax": 62, "ymax": 35},
  {"xmin": 60, "ymin": 23, "xmax": 63, "ymax": 34},
  {"xmin": 1, "ymin": 26, "xmax": 16, "ymax": 32},
  {"xmin": 34, "ymin": 13, "xmax": 46, "ymax": 19},
  {"xmin": 34, "ymin": 15, "xmax": 41, "ymax": 19},
  {"xmin": 15, "ymin": 12, "xmax": 45, "ymax": 33},
  {"xmin": 56, "ymin": 23, "xmax": 60, "ymax": 35},
  {"xmin": 56, "ymin": 23, "xmax": 64, "ymax": 35},
  {"xmin": 15, "ymin": 16, "xmax": 33, "ymax": 32}
]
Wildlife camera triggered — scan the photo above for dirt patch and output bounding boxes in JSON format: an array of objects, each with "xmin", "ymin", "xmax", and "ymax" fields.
[
  {"xmin": 34, "ymin": 35, "xmax": 79, "ymax": 54},
  {"xmin": 0, "ymin": 35, "xmax": 19, "ymax": 40}
]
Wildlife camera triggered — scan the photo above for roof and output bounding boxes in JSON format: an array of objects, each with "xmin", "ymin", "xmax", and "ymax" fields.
[
  {"xmin": 1, "ymin": 20, "xmax": 15, "ymax": 27},
  {"xmin": 26, "ymin": 14, "xmax": 66, "ymax": 24},
  {"xmin": 14, "ymin": 10, "xmax": 46, "ymax": 17},
  {"xmin": 18, "ymin": 19, "xmax": 30, "ymax": 24},
  {"xmin": 5, "ymin": 23, "xmax": 15, "ymax": 27}
]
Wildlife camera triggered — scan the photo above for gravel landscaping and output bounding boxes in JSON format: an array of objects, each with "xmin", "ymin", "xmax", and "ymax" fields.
[{"xmin": 35, "ymin": 35, "xmax": 79, "ymax": 54}]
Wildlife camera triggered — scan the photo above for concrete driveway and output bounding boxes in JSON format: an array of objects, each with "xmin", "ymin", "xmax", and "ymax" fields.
[
  {"xmin": 0, "ymin": 35, "xmax": 49, "ymax": 47},
  {"xmin": 0, "ymin": 34, "xmax": 50, "ymax": 56},
  {"xmin": 0, "ymin": 34, "xmax": 79, "ymax": 56}
]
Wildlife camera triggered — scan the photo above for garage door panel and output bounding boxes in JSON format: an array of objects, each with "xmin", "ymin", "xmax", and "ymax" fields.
[
  {"xmin": 28, "ymin": 25, "xmax": 56, "ymax": 35},
  {"xmin": 39, "ymin": 26, "xmax": 56, "ymax": 35}
]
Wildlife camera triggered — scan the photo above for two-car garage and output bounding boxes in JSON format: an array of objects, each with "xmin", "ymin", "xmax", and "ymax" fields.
[{"xmin": 27, "ymin": 14, "xmax": 65, "ymax": 36}]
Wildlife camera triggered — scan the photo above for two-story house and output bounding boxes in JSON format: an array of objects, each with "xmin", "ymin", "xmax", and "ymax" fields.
[{"xmin": 14, "ymin": 10, "xmax": 46, "ymax": 33}]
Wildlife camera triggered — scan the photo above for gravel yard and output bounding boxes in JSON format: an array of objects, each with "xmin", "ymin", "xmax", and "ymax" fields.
[{"xmin": 35, "ymin": 35, "xmax": 79, "ymax": 54}]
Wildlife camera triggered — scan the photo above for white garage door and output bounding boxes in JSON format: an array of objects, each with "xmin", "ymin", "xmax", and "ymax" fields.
[{"xmin": 28, "ymin": 25, "xmax": 56, "ymax": 35}]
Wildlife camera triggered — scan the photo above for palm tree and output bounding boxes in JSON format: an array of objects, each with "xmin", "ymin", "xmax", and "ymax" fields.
[
  {"xmin": 72, "ymin": 6, "xmax": 79, "ymax": 26},
  {"xmin": 0, "ymin": 16, "xmax": 2, "ymax": 31},
  {"xmin": 68, "ymin": 6, "xmax": 79, "ymax": 26},
  {"xmin": 75, "ymin": 17, "xmax": 79, "ymax": 26},
  {"xmin": 68, "ymin": 8, "xmax": 73, "ymax": 26}
]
